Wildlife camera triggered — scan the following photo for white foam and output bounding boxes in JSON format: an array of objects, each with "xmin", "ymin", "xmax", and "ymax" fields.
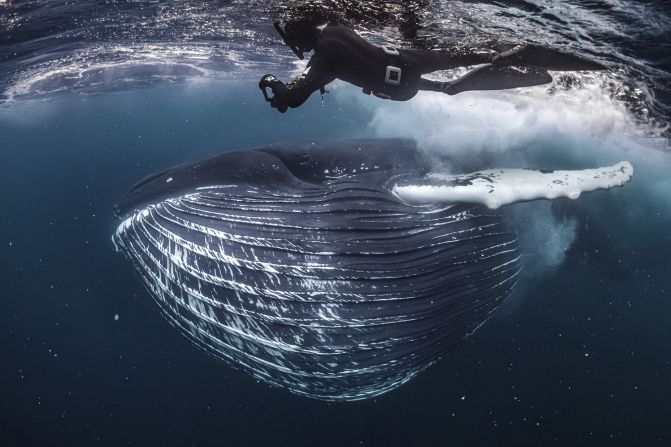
[
  {"xmin": 393, "ymin": 161, "xmax": 634, "ymax": 209},
  {"xmin": 345, "ymin": 71, "xmax": 667, "ymax": 158}
]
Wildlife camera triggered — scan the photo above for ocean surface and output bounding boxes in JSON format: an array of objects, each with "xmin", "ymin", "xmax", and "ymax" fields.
[{"xmin": 1, "ymin": 0, "xmax": 671, "ymax": 445}]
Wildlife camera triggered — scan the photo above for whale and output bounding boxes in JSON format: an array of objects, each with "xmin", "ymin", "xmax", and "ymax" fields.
[{"xmin": 112, "ymin": 138, "xmax": 632, "ymax": 401}]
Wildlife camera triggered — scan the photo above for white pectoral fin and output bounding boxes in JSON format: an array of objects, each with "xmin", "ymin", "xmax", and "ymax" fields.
[{"xmin": 393, "ymin": 161, "xmax": 634, "ymax": 209}]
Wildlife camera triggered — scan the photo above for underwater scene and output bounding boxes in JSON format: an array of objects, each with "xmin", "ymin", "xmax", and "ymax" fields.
[{"xmin": 1, "ymin": 0, "xmax": 670, "ymax": 445}]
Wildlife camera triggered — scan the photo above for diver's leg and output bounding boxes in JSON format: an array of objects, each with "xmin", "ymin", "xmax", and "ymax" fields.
[
  {"xmin": 414, "ymin": 39, "xmax": 602, "ymax": 96},
  {"xmin": 491, "ymin": 44, "xmax": 606, "ymax": 71},
  {"xmin": 419, "ymin": 64, "xmax": 553, "ymax": 95},
  {"xmin": 418, "ymin": 76, "xmax": 480, "ymax": 95},
  {"xmin": 409, "ymin": 48, "xmax": 494, "ymax": 74},
  {"xmin": 418, "ymin": 78, "xmax": 453, "ymax": 94},
  {"xmin": 456, "ymin": 65, "xmax": 552, "ymax": 94}
]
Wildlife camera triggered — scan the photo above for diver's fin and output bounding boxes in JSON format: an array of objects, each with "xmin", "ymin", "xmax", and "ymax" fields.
[
  {"xmin": 445, "ymin": 65, "xmax": 552, "ymax": 95},
  {"xmin": 494, "ymin": 45, "xmax": 606, "ymax": 71}
]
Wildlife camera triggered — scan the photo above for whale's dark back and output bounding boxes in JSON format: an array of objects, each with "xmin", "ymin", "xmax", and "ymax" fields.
[{"xmin": 113, "ymin": 139, "xmax": 520, "ymax": 400}]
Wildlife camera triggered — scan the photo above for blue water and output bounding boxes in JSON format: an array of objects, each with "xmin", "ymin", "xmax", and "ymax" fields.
[{"xmin": 1, "ymin": 0, "xmax": 671, "ymax": 445}]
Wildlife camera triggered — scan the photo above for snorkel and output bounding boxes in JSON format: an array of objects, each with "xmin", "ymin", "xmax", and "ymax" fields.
[{"xmin": 274, "ymin": 20, "xmax": 304, "ymax": 60}]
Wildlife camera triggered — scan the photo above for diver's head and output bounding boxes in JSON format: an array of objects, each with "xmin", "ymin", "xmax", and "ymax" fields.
[{"xmin": 274, "ymin": 20, "xmax": 321, "ymax": 59}]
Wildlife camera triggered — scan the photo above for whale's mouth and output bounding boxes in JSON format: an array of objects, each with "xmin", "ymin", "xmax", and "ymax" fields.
[{"xmin": 113, "ymin": 149, "xmax": 290, "ymax": 220}]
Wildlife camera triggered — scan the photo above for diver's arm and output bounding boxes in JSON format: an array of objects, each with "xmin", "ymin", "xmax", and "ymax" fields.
[{"xmin": 265, "ymin": 57, "xmax": 336, "ymax": 112}]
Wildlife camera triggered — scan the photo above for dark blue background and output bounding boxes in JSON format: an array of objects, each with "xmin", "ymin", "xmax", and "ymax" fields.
[{"xmin": 1, "ymin": 81, "xmax": 670, "ymax": 446}]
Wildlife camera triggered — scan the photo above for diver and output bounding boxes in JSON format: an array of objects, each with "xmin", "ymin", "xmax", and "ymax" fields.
[{"xmin": 259, "ymin": 20, "xmax": 605, "ymax": 113}]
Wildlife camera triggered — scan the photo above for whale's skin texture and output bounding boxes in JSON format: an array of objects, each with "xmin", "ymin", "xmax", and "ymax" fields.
[{"xmin": 113, "ymin": 139, "xmax": 521, "ymax": 401}]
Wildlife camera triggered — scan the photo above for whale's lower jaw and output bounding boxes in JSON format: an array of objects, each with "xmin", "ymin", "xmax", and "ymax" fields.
[{"xmin": 113, "ymin": 178, "xmax": 521, "ymax": 401}]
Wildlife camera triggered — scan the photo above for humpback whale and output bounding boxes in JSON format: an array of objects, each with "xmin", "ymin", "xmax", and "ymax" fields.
[{"xmin": 112, "ymin": 138, "xmax": 632, "ymax": 401}]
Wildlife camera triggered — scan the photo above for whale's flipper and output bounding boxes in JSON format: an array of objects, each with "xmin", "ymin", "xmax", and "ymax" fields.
[
  {"xmin": 445, "ymin": 65, "xmax": 553, "ymax": 95},
  {"xmin": 393, "ymin": 162, "xmax": 634, "ymax": 209},
  {"xmin": 494, "ymin": 45, "xmax": 607, "ymax": 71}
]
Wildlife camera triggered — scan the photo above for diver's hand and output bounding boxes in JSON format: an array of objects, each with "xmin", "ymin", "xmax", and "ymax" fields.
[
  {"xmin": 259, "ymin": 74, "xmax": 280, "ymax": 91},
  {"xmin": 259, "ymin": 74, "xmax": 282, "ymax": 103},
  {"xmin": 259, "ymin": 74, "xmax": 288, "ymax": 112}
]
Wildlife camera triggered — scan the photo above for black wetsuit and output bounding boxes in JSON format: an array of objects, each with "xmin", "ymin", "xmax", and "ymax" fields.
[{"xmin": 270, "ymin": 26, "xmax": 495, "ymax": 110}]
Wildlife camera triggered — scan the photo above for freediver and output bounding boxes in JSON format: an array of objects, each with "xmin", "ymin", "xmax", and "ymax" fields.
[{"xmin": 259, "ymin": 20, "xmax": 605, "ymax": 113}]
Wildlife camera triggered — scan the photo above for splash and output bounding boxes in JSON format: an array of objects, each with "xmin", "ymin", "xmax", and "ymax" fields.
[{"xmin": 362, "ymin": 73, "xmax": 660, "ymax": 158}]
